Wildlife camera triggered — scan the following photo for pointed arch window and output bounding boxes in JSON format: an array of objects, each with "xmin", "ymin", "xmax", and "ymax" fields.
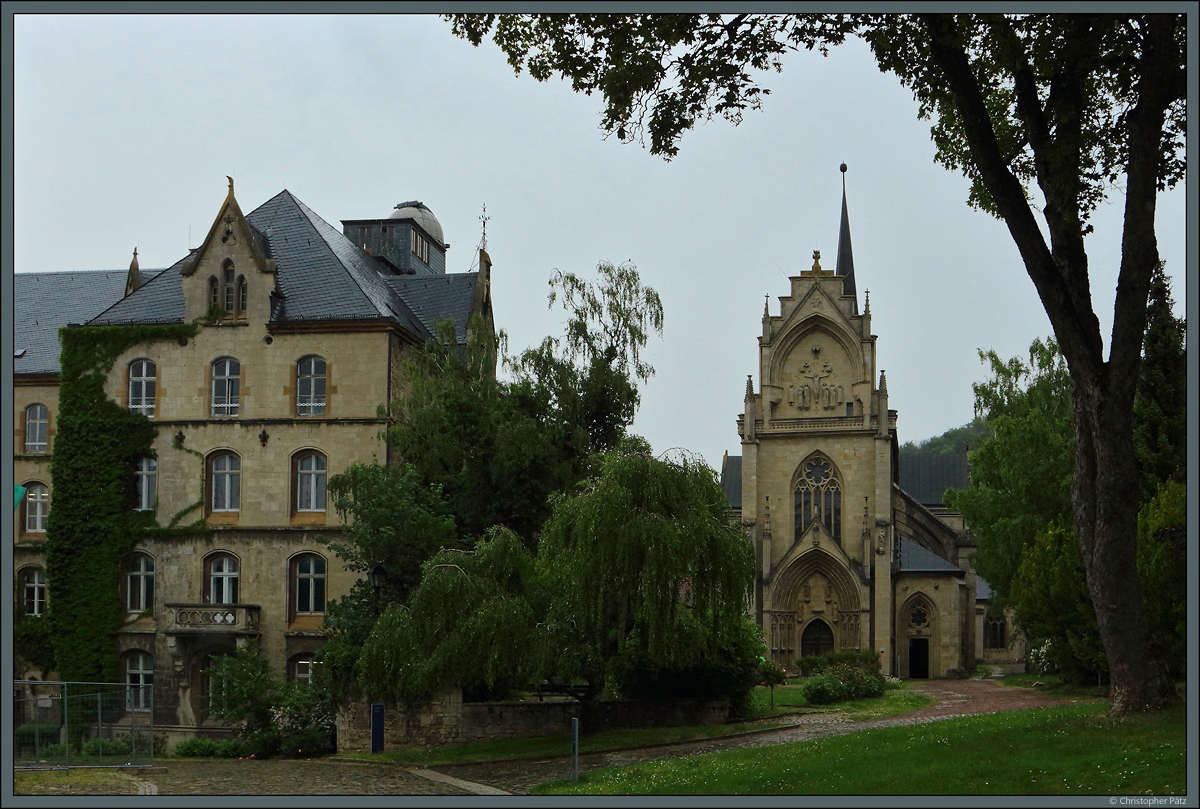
[
  {"xmin": 984, "ymin": 615, "xmax": 1007, "ymax": 649},
  {"xmin": 222, "ymin": 260, "xmax": 236, "ymax": 313},
  {"xmin": 794, "ymin": 454, "xmax": 842, "ymax": 544},
  {"xmin": 209, "ymin": 276, "xmax": 220, "ymax": 308}
]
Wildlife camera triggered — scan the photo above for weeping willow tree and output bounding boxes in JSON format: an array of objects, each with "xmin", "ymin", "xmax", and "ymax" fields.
[{"xmin": 355, "ymin": 449, "xmax": 759, "ymax": 708}]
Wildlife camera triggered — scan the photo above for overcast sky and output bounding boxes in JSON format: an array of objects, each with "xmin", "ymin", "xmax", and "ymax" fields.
[{"xmin": 11, "ymin": 13, "xmax": 1188, "ymax": 472}]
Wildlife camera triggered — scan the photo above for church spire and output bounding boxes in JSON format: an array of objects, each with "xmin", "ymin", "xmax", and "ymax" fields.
[
  {"xmin": 124, "ymin": 247, "xmax": 141, "ymax": 297},
  {"xmin": 835, "ymin": 163, "xmax": 857, "ymax": 300}
]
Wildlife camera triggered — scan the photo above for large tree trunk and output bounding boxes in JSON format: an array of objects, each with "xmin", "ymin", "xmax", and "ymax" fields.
[{"xmin": 921, "ymin": 13, "xmax": 1179, "ymax": 713}]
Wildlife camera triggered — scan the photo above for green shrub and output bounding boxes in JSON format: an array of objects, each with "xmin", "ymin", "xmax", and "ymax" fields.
[
  {"xmin": 800, "ymin": 664, "xmax": 885, "ymax": 705},
  {"xmin": 81, "ymin": 737, "xmax": 130, "ymax": 756},
  {"xmin": 14, "ymin": 723, "xmax": 62, "ymax": 745},
  {"xmin": 173, "ymin": 737, "xmax": 247, "ymax": 758},
  {"xmin": 794, "ymin": 649, "xmax": 882, "ymax": 677},
  {"xmin": 43, "ymin": 743, "xmax": 70, "ymax": 757}
]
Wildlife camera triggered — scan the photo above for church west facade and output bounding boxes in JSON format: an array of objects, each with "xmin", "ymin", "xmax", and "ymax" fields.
[{"xmin": 723, "ymin": 171, "xmax": 1020, "ymax": 678}]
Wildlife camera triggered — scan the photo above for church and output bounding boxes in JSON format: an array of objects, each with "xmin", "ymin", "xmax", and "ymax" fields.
[{"xmin": 721, "ymin": 167, "xmax": 1021, "ymax": 679}]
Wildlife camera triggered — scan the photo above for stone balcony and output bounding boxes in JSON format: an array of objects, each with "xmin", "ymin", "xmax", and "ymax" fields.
[{"xmin": 163, "ymin": 603, "xmax": 262, "ymax": 637}]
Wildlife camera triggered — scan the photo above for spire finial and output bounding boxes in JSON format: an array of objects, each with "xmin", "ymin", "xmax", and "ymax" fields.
[
  {"xmin": 836, "ymin": 163, "xmax": 857, "ymax": 301},
  {"xmin": 879, "ymin": 370, "xmax": 887, "ymax": 394},
  {"xmin": 811, "ymin": 249, "xmax": 821, "ymax": 271},
  {"xmin": 745, "ymin": 374, "xmax": 754, "ymax": 398},
  {"xmin": 763, "ymin": 294, "xmax": 770, "ymax": 318},
  {"xmin": 479, "ymin": 203, "xmax": 490, "ymax": 250},
  {"xmin": 227, "ymin": 175, "xmax": 234, "ymax": 193},
  {"xmin": 864, "ymin": 289, "xmax": 870, "ymax": 314}
]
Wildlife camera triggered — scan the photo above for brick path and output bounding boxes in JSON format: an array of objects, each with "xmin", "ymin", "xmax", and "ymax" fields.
[{"xmin": 134, "ymin": 679, "xmax": 1071, "ymax": 796}]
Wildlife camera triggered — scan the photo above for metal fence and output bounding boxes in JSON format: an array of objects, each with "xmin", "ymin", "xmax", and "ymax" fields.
[{"xmin": 13, "ymin": 680, "xmax": 155, "ymax": 769}]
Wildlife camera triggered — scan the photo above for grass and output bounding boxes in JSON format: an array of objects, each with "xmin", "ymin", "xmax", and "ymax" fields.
[
  {"xmin": 13, "ymin": 769, "xmax": 146, "ymax": 796},
  {"xmin": 337, "ymin": 682, "xmax": 931, "ymax": 767},
  {"xmin": 532, "ymin": 700, "xmax": 1187, "ymax": 795}
]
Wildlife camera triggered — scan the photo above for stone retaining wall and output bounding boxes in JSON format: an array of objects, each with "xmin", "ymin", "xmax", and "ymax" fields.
[{"xmin": 337, "ymin": 691, "xmax": 729, "ymax": 753}]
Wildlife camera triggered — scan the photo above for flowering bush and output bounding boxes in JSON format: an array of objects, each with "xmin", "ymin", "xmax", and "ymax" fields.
[{"xmin": 800, "ymin": 663, "xmax": 885, "ymax": 705}]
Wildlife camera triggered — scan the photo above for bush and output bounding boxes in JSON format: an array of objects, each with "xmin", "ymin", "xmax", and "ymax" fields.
[
  {"xmin": 800, "ymin": 664, "xmax": 885, "ymax": 705},
  {"xmin": 794, "ymin": 649, "xmax": 882, "ymax": 677},
  {"xmin": 14, "ymin": 722, "xmax": 61, "ymax": 745},
  {"xmin": 759, "ymin": 659, "xmax": 788, "ymax": 688},
  {"xmin": 173, "ymin": 737, "xmax": 247, "ymax": 758},
  {"xmin": 81, "ymin": 737, "xmax": 130, "ymax": 756}
]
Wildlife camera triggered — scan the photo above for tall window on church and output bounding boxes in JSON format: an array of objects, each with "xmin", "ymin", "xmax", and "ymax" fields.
[
  {"xmin": 222, "ymin": 261, "xmax": 236, "ymax": 313},
  {"xmin": 984, "ymin": 615, "xmax": 1007, "ymax": 649},
  {"xmin": 794, "ymin": 454, "xmax": 842, "ymax": 544}
]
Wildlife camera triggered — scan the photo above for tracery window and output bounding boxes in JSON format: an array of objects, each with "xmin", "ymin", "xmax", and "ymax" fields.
[
  {"xmin": 794, "ymin": 454, "xmax": 842, "ymax": 544},
  {"xmin": 984, "ymin": 615, "xmax": 1007, "ymax": 649}
]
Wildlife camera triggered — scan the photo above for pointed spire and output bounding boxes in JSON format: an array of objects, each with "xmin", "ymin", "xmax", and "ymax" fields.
[
  {"xmin": 763, "ymin": 295, "xmax": 770, "ymax": 319},
  {"xmin": 124, "ymin": 247, "xmax": 142, "ymax": 297},
  {"xmin": 745, "ymin": 374, "xmax": 754, "ymax": 399},
  {"xmin": 879, "ymin": 370, "xmax": 887, "ymax": 394},
  {"xmin": 835, "ymin": 163, "xmax": 857, "ymax": 298},
  {"xmin": 864, "ymin": 288, "xmax": 870, "ymax": 314}
]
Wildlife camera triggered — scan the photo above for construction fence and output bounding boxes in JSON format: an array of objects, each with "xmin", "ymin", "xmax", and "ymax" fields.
[{"xmin": 13, "ymin": 680, "xmax": 156, "ymax": 769}]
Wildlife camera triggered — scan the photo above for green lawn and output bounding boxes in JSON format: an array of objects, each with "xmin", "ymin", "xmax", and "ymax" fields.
[
  {"xmin": 13, "ymin": 769, "xmax": 144, "ymax": 796},
  {"xmin": 533, "ymin": 701, "xmax": 1187, "ymax": 795}
]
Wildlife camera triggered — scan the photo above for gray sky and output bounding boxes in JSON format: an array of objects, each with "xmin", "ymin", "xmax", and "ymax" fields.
[{"xmin": 11, "ymin": 13, "xmax": 1187, "ymax": 472}]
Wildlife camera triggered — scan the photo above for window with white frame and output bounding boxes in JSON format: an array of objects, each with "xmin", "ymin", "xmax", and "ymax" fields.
[
  {"xmin": 211, "ymin": 358, "xmax": 240, "ymax": 417},
  {"xmin": 21, "ymin": 567, "xmax": 47, "ymax": 616},
  {"xmin": 294, "ymin": 452, "xmax": 327, "ymax": 512},
  {"xmin": 25, "ymin": 483, "xmax": 49, "ymax": 533},
  {"xmin": 210, "ymin": 453, "xmax": 240, "ymax": 512},
  {"xmin": 296, "ymin": 356, "xmax": 327, "ymax": 415},
  {"xmin": 127, "ymin": 553, "xmax": 155, "ymax": 613},
  {"xmin": 206, "ymin": 553, "xmax": 239, "ymax": 604},
  {"xmin": 223, "ymin": 261, "xmax": 236, "ymax": 313},
  {"xmin": 237, "ymin": 275, "xmax": 247, "ymax": 313},
  {"xmin": 294, "ymin": 554, "xmax": 326, "ymax": 614},
  {"xmin": 128, "ymin": 360, "xmax": 157, "ymax": 417},
  {"xmin": 291, "ymin": 654, "xmax": 319, "ymax": 684},
  {"xmin": 125, "ymin": 651, "xmax": 153, "ymax": 712},
  {"xmin": 24, "ymin": 404, "xmax": 48, "ymax": 453},
  {"xmin": 135, "ymin": 457, "xmax": 157, "ymax": 511}
]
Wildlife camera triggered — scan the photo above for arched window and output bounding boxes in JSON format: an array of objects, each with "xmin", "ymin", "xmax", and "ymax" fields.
[
  {"xmin": 208, "ymin": 276, "xmax": 220, "ymax": 308},
  {"xmin": 293, "ymin": 554, "xmax": 326, "ymax": 615},
  {"xmin": 294, "ymin": 451, "xmax": 327, "ymax": 512},
  {"xmin": 205, "ymin": 553, "xmax": 239, "ymax": 604},
  {"xmin": 20, "ymin": 567, "xmax": 47, "ymax": 616},
  {"xmin": 296, "ymin": 356, "xmax": 327, "ymax": 415},
  {"xmin": 24, "ymin": 483, "xmax": 49, "ymax": 533},
  {"xmin": 135, "ymin": 457, "xmax": 157, "ymax": 511},
  {"xmin": 211, "ymin": 358, "xmax": 240, "ymax": 417},
  {"xmin": 222, "ymin": 260, "xmax": 236, "ymax": 313},
  {"xmin": 800, "ymin": 619, "xmax": 835, "ymax": 658},
  {"xmin": 24, "ymin": 404, "xmax": 48, "ymax": 453},
  {"xmin": 128, "ymin": 360, "xmax": 157, "ymax": 417},
  {"xmin": 794, "ymin": 454, "xmax": 842, "ymax": 544},
  {"xmin": 985, "ymin": 615, "xmax": 1007, "ymax": 649},
  {"xmin": 237, "ymin": 275, "xmax": 247, "ymax": 313},
  {"xmin": 209, "ymin": 452, "xmax": 240, "ymax": 512},
  {"xmin": 127, "ymin": 553, "xmax": 155, "ymax": 613},
  {"xmin": 125, "ymin": 651, "xmax": 153, "ymax": 712}
]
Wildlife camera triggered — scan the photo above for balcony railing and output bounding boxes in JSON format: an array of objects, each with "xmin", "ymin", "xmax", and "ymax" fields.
[{"xmin": 164, "ymin": 604, "xmax": 261, "ymax": 634}]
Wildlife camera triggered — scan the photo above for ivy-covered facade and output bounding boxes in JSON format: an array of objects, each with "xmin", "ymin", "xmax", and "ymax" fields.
[{"xmin": 12, "ymin": 181, "xmax": 494, "ymax": 750}]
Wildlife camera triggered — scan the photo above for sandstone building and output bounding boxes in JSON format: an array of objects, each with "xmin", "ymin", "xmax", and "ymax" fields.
[
  {"xmin": 13, "ymin": 180, "xmax": 493, "ymax": 746},
  {"xmin": 721, "ymin": 171, "xmax": 1022, "ymax": 678}
]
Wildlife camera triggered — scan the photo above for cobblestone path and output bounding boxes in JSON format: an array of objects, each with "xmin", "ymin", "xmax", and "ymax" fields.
[{"xmin": 433, "ymin": 679, "xmax": 1074, "ymax": 795}]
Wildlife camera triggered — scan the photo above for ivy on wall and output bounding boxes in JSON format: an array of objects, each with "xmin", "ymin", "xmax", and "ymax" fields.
[{"xmin": 45, "ymin": 322, "xmax": 200, "ymax": 682}]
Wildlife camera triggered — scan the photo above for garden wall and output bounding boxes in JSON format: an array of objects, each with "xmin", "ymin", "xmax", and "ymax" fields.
[{"xmin": 336, "ymin": 691, "xmax": 729, "ymax": 753}]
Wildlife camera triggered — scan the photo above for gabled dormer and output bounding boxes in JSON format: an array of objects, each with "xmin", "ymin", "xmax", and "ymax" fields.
[{"xmin": 180, "ymin": 177, "xmax": 277, "ymax": 323}]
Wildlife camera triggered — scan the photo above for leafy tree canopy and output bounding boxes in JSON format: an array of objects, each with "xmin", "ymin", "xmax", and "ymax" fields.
[
  {"xmin": 447, "ymin": 13, "xmax": 1186, "ymax": 711},
  {"xmin": 899, "ymin": 417, "xmax": 991, "ymax": 456},
  {"xmin": 354, "ymin": 449, "xmax": 759, "ymax": 709}
]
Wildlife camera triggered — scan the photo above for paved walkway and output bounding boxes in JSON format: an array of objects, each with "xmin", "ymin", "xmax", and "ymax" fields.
[
  {"xmin": 432, "ymin": 679, "xmax": 1074, "ymax": 795},
  {"xmin": 134, "ymin": 679, "xmax": 1070, "ymax": 796}
]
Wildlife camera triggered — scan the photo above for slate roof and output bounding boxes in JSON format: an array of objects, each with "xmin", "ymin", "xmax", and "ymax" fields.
[
  {"xmin": 897, "ymin": 536, "xmax": 962, "ymax": 573},
  {"xmin": 14, "ymin": 269, "xmax": 160, "ymax": 374},
  {"xmin": 384, "ymin": 273, "xmax": 478, "ymax": 344},
  {"xmin": 720, "ymin": 454, "xmax": 742, "ymax": 510},
  {"xmin": 83, "ymin": 190, "xmax": 477, "ymax": 341},
  {"xmin": 897, "ymin": 452, "xmax": 970, "ymax": 506},
  {"xmin": 976, "ymin": 577, "xmax": 994, "ymax": 600}
]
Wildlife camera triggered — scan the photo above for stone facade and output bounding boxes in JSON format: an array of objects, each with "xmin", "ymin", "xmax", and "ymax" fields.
[
  {"xmin": 727, "ymin": 182, "xmax": 1021, "ymax": 679},
  {"xmin": 12, "ymin": 182, "xmax": 492, "ymax": 749}
]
